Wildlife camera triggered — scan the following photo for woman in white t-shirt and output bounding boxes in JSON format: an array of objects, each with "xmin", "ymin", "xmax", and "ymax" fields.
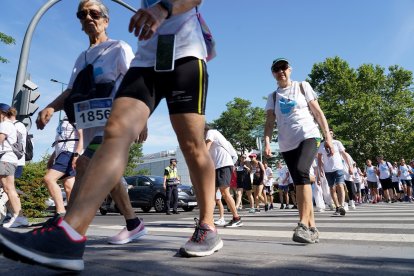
[
  {"xmin": 0, "ymin": 103, "xmax": 28, "ymax": 228},
  {"xmin": 264, "ymin": 58, "xmax": 334, "ymax": 244}
]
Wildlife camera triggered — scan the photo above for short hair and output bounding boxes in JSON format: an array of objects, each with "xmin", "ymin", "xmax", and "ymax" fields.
[{"xmin": 78, "ymin": 0, "xmax": 109, "ymax": 19}]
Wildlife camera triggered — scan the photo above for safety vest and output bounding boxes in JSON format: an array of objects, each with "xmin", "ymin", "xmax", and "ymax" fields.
[{"xmin": 165, "ymin": 166, "xmax": 179, "ymax": 184}]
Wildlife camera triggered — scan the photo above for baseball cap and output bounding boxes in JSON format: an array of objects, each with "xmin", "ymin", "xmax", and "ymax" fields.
[
  {"xmin": 271, "ymin": 58, "xmax": 289, "ymax": 71},
  {"xmin": 0, "ymin": 103, "xmax": 11, "ymax": 112},
  {"xmin": 248, "ymin": 153, "xmax": 257, "ymax": 158},
  {"xmin": 170, "ymin": 158, "xmax": 177, "ymax": 163}
]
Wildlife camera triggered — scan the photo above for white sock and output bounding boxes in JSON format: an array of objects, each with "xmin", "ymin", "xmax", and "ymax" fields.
[{"xmin": 58, "ymin": 219, "xmax": 85, "ymax": 241}]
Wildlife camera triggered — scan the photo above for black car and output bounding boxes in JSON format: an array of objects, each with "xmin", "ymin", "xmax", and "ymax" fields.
[{"xmin": 99, "ymin": 175, "xmax": 197, "ymax": 214}]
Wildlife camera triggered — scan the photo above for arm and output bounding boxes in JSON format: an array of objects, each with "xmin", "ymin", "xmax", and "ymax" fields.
[
  {"xmin": 264, "ymin": 109, "xmax": 276, "ymax": 158},
  {"xmin": 72, "ymin": 129, "xmax": 84, "ymax": 169},
  {"xmin": 308, "ymin": 100, "xmax": 334, "ymax": 156},
  {"xmin": 0, "ymin": 133, "xmax": 6, "ymax": 144},
  {"xmin": 205, "ymin": 139, "xmax": 212, "ymax": 151},
  {"xmin": 340, "ymin": 151, "xmax": 353, "ymax": 175},
  {"xmin": 129, "ymin": 0, "xmax": 202, "ymax": 40},
  {"xmin": 36, "ymin": 89, "xmax": 71, "ymax": 130},
  {"xmin": 317, "ymin": 153, "xmax": 325, "ymax": 178}
]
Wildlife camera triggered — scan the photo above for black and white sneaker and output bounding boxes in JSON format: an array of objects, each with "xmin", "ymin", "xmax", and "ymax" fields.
[
  {"xmin": 338, "ymin": 206, "xmax": 346, "ymax": 216},
  {"xmin": 224, "ymin": 217, "xmax": 243, "ymax": 228},
  {"xmin": 0, "ymin": 217, "xmax": 86, "ymax": 271}
]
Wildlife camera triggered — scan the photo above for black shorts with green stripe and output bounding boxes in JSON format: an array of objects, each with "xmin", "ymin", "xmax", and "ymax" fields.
[{"xmin": 115, "ymin": 57, "xmax": 208, "ymax": 115}]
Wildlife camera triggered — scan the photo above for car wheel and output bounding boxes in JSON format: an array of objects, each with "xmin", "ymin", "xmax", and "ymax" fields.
[
  {"xmin": 99, "ymin": 207, "xmax": 108, "ymax": 215},
  {"xmin": 141, "ymin": 206, "xmax": 151, "ymax": 213},
  {"xmin": 153, "ymin": 195, "xmax": 166, "ymax": 213},
  {"xmin": 182, "ymin": 206, "xmax": 195, "ymax": 212}
]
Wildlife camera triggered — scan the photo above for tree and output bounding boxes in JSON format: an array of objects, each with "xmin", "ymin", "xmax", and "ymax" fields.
[
  {"xmin": 211, "ymin": 97, "xmax": 266, "ymax": 155},
  {"xmin": 0, "ymin": 32, "xmax": 16, "ymax": 63},
  {"xmin": 124, "ymin": 142, "xmax": 148, "ymax": 176},
  {"xmin": 308, "ymin": 56, "xmax": 414, "ymax": 166}
]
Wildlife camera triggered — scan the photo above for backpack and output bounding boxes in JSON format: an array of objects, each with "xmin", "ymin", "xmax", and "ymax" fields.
[
  {"xmin": 7, "ymin": 124, "xmax": 24, "ymax": 160},
  {"xmin": 14, "ymin": 121, "xmax": 34, "ymax": 161}
]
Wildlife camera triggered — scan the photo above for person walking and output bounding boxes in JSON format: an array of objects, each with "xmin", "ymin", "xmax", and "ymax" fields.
[
  {"xmin": 317, "ymin": 130, "xmax": 353, "ymax": 216},
  {"xmin": 44, "ymin": 116, "xmax": 82, "ymax": 216},
  {"xmin": 235, "ymin": 154, "xmax": 255, "ymax": 213},
  {"xmin": 205, "ymin": 125, "xmax": 242, "ymax": 228},
  {"xmin": 376, "ymin": 155, "xmax": 395, "ymax": 203},
  {"xmin": 398, "ymin": 158, "xmax": 412, "ymax": 202},
  {"xmin": 365, "ymin": 159, "xmax": 379, "ymax": 203},
  {"xmin": 275, "ymin": 160, "xmax": 290, "ymax": 209},
  {"xmin": 163, "ymin": 158, "xmax": 180, "ymax": 215},
  {"xmin": 249, "ymin": 153, "xmax": 267, "ymax": 212},
  {"xmin": 0, "ymin": 0, "xmax": 221, "ymax": 271},
  {"xmin": 263, "ymin": 161, "xmax": 274, "ymax": 210},
  {"xmin": 264, "ymin": 58, "xmax": 334, "ymax": 244},
  {"xmin": 0, "ymin": 104, "xmax": 29, "ymax": 228}
]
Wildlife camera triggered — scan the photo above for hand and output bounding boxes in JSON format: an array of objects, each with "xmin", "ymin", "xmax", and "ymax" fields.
[
  {"xmin": 135, "ymin": 125, "xmax": 148, "ymax": 143},
  {"xmin": 72, "ymin": 156, "xmax": 79, "ymax": 169},
  {"xmin": 36, "ymin": 107, "xmax": 55, "ymax": 130},
  {"xmin": 265, "ymin": 144, "xmax": 272, "ymax": 158},
  {"xmin": 129, "ymin": 5, "xmax": 167, "ymax": 40},
  {"xmin": 163, "ymin": 185, "xmax": 166, "ymax": 190},
  {"xmin": 324, "ymin": 140, "xmax": 335, "ymax": 157}
]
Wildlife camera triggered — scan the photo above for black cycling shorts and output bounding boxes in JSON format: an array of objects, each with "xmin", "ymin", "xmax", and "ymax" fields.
[{"xmin": 115, "ymin": 57, "xmax": 208, "ymax": 115}]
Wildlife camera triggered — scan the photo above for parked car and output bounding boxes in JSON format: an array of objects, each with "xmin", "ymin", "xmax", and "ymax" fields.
[{"xmin": 99, "ymin": 175, "xmax": 197, "ymax": 214}]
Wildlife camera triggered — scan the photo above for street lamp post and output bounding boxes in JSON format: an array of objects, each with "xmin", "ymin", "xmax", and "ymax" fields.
[{"xmin": 50, "ymin": 78, "xmax": 67, "ymax": 121}]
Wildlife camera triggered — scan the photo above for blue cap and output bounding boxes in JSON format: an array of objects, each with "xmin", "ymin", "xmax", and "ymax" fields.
[{"xmin": 0, "ymin": 103, "xmax": 11, "ymax": 112}]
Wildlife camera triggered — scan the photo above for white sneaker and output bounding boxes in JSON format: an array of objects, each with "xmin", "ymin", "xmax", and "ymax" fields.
[
  {"xmin": 343, "ymin": 202, "xmax": 349, "ymax": 211},
  {"xmin": 314, "ymin": 207, "xmax": 325, "ymax": 212},
  {"xmin": 350, "ymin": 200, "xmax": 356, "ymax": 210},
  {"xmin": 2, "ymin": 216, "xmax": 29, "ymax": 228},
  {"xmin": 214, "ymin": 217, "xmax": 226, "ymax": 226}
]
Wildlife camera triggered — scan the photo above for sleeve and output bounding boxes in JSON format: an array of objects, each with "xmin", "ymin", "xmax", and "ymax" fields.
[
  {"xmin": 302, "ymin": 81, "xmax": 318, "ymax": 103},
  {"xmin": 67, "ymin": 52, "xmax": 86, "ymax": 89},
  {"xmin": 336, "ymin": 140, "xmax": 345, "ymax": 152},
  {"xmin": 117, "ymin": 41, "xmax": 135, "ymax": 76},
  {"xmin": 164, "ymin": 167, "xmax": 169, "ymax": 176},
  {"xmin": 205, "ymin": 130, "xmax": 215, "ymax": 142},
  {"xmin": 265, "ymin": 92, "xmax": 275, "ymax": 111}
]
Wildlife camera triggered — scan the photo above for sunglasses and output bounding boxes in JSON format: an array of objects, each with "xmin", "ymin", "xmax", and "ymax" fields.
[
  {"xmin": 272, "ymin": 63, "xmax": 289, "ymax": 72},
  {"xmin": 76, "ymin": 9, "xmax": 105, "ymax": 20}
]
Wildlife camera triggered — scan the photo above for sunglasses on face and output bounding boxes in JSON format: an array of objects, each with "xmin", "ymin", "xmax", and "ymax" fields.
[
  {"xmin": 272, "ymin": 63, "xmax": 289, "ymax": 72},
  {"xmin": 76, "ymin": 9, "xmax": 105, "ymax": 20}
]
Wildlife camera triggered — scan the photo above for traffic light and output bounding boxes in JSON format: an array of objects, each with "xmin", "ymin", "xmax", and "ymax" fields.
[{"xmin": 15, "ymin": 78, "xmax": 40, "ymax": 117}]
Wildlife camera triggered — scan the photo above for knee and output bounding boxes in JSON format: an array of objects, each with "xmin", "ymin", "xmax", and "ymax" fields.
[{"xmin": 104, "ymin": 119, "xmax": 135, "ymax": 143}]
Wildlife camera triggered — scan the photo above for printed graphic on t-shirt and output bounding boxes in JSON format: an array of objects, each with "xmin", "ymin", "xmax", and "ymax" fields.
[{"xmin": 279, "ymin": 98, "xmax": 297, "ymax": 114}]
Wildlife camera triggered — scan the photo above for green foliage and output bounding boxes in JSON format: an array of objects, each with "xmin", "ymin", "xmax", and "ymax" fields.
[
  {"xmin": 308, "ymin": 56, "xmax": 414, "ymax": 166},
  {"xmin": 15, "ymin": 154, "xmax": 50, "ymax": 217},
  {"xmin": 125, "ymin": 143, "xmax": 148, "ymax": 176},
  {"xmin": 0, "ymin": 32, "xmax": 16, "ymax": 63},
  {"xmin": 211, "ymin": 97, "xmax": 266, "ymax": 155}
]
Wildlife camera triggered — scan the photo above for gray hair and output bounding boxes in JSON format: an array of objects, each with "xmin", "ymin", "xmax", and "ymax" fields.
[{"xmin": 78, "ymin": 0, "xmax": 110, "ymax": 19}]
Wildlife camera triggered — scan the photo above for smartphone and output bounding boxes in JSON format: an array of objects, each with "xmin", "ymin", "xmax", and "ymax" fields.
[{"xmin": 155, "ymin": 34, "xmax": 176, "ymax": 72}]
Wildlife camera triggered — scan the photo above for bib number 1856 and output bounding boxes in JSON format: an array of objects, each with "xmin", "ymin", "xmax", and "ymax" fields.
[{"xmin": 74, "ymin": 98, "xmax": 112, "ymax": 129}]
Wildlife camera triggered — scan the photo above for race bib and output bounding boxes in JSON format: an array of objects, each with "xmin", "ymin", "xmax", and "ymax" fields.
[{"xmin": 74, "ymin": 98, "xmax": 112, "ymax": 129}]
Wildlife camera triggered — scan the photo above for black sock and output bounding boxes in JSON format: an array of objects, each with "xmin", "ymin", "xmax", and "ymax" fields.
[{"xmin": 126, "ymin": 218, "xmax": 141, "ymax": 231}]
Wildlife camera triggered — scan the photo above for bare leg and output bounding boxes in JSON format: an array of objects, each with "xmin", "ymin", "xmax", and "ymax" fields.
[
  {"xmin": 170, "ymin": 113, "xmax": 215, "ymax": 227},
  {"xmin": 1, "ymin": 175, "xmax": 21, "ymax": 216},
  {"xmin": 220, "ymin": 187, "xmax": 239, "ymax": 218},
  {"xmin": 62, "ymin": 176, "xmax": 74, "ymax": 204},
  {"xmin": 296, "ymin": 184, "xmax": 315, "ymax": 228},
  {"xmin": 65, "ymin": 98, "xmax": 150, "ymax": 234},
  {"xmin": 337, "ymin": 184, "xmax": 346, "ymax": 206},
  {"xmin": 246, "ymin": 190, "xmax": 254, "ymax": 208},
  {"xmin": 44, "ymin": 169, "xmax": 66, "ymax": 214},
  {"xmin": 235, "ymin": 188, "xmax": 243, "ymax": 209},
  {"xmin": 330, "ymin": 186, "xmax": 340, "ymax": 207}
]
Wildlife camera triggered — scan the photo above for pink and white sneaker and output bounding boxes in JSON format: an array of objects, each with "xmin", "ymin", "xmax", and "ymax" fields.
[{"xmin": 108, "ymin": 220, "xmax": 148, "ymax": 245}]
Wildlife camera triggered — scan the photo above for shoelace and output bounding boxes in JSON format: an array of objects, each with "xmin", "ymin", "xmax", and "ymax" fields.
[
  {"xmin": 33, "ymin": 215, "xmax": 60, "ymax": 235},
  {"xmin": 190, "ymin": 218, "xmax": 208, "ymax": 243}
]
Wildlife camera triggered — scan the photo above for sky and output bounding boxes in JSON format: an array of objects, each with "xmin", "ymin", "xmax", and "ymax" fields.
[{"xmin": 1, "ymin": 0, "xmax": 414, "ymax": 162}]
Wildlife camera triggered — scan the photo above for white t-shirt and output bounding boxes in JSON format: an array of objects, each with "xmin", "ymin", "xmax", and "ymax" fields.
[
  {"xmin": 391, "ymin": 167, "xmax": 399, "ymax": 182},
  {"xmin": 13, "ymin": 120, "xmax": 27, "ymax": 166},
  {"xmin": 265, "ymin": 81, "xmax": 321, "ymax": 152},
  {"xmin": 265, "ymin": 167, "xmax": 273, "ymax": 186},
  {"xmin": 399, "ymin": 164, "xmax": 412, "ymax": 180},
  {"xmin": 206, "ymin": 129, "xmax": 234, "ymax": 169},
  {"xmin": 0, "ymin": 120, "xmax": 18, "ymax": 164},
  {"xmin": 318, "ymin": 140, "xmax": 345, "ymax": 172},
  {"xmin": 353, "ymin": 167, "xmax": 362, "ymax": 183},
  {"xmin": 343, "ymin": 155, "xmax": 354, "ymax": 181},
  {"xmin": 365, "ymin": 165, "xmax": 378, "ymax": 182},
  {"xmin": 131, "ymin": 2, "xmax": 206, "ymax": 67},
  {"xmin": 68, "ymin": 40, "xmax": 134, "ymax": 147},
  {"xmin": 377, "ymin": 161, "xmax": 392, "ymax": 180},
  {"xmin": 54, "ymin": 120, "xmax": 79, "ymax": 156}
]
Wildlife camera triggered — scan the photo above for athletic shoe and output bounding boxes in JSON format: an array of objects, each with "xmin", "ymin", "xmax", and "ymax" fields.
[
  {"xmin": 255, "ymin": 208, "xmax": 261, "ymax": 213},
  {"xmin": 237, "ymin": 206, "xmax": 243, "ymax": 211},
  {"xmin": 108, "ymin": 220, "xmax": 148, "ymax": 245},
  {"xmin": 292, "ymin": 222, "xmax": 314, "ymax": 244},
  {"xmin": 343, "ymin": 202, "xmax": 349, "ymax": 211},
  {"xmin": 248, "ymin": 208, "xmax": 256, "ymax": 213},
  {"xmin": 314, "ymin": 207, "xmax": 325, "ymax": 213},
  {"xmin": 284, "ymin": 205, "xmax": 290, "ymax": 209},
  {"xmin": 350, "ymin": 200, "xmax": 356, "ymax": 210},
  {"xmin": 0, "ymin": 217, "xmax": 85, "ymax": 271},
  {"xmin": 309, "ymin": 227, "xmax": 320, "ymax": 243},
  {"xmin": 338, "ymin": 206, "xmax": 346, "ymax": 216},
  {"xmin": 280, "ymin": 204, "xmax": 285, "ymax": 209},
  {"xmin": 173, "ymin": 211, "xmax": 180, "ymax": 214},
  {"xmin": 179, "ymin": 218, "xmax": 223, "ymax": 257},
  {"xmin": 224, "ymin": 217, "xmax": 243, "ymax": 228},
  {"xmin": 269, "ymin": 204, "xmax": 274, "ymax": 210},
  {"xmin": 333, "ymin": 211, "xmax": 341, "ymax": 216},
  {"xmin": 214, "ymin": 217, "xmax": 226, "ymax": 226},
  {"xmin": 264, "ymin": 204, "xmax": 269, "ymax": 212},
  {"xmin": 2, "ymin": 216, "xmax": 29, "ymax": 228},
  {"xmin": 291, "ymin": 205, "xmax": 298, "ymax": 210}
]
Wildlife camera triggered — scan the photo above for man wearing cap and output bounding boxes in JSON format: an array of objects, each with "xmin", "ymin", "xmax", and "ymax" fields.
[{"xmin": 164, "ymin": 158, "xmax": 180, "ymax": 215}]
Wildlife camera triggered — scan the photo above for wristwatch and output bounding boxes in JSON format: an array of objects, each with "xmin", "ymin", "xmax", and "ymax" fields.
[
  {"xmin": 73, "ymin": 152, "xmax": 80, "ymax": 157},
  {"xmin": 158, "ymin": 0, "xmax": 172, "ymax": 19}
]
